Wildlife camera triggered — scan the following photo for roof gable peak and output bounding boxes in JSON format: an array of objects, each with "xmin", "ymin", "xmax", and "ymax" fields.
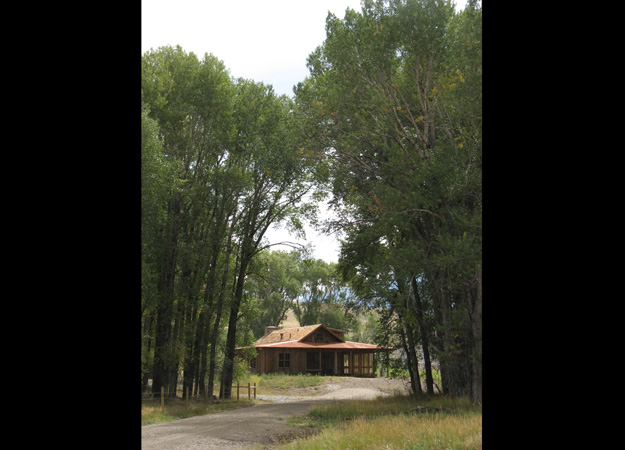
[{"xmin": 254, "ymin": 323, "xmax": 346, "ymax": 346}]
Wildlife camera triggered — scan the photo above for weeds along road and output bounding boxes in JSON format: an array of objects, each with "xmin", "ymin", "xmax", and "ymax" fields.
[
  {"xmin": 141, "ymin": 378, "xmax": 411, "ymax": 449},
  {"xmin": 141, "ymin": 399, "xmax": 316, "ymax": 450}
]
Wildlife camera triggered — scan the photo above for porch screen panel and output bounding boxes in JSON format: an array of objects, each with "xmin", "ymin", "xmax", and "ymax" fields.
[
  {"xmin": 353, "ymin": 352, "xmax": 374, "ymax": 376},
  {"xmin": 366, "ymin": 352, "xmax": 373, "ymax": 375}
]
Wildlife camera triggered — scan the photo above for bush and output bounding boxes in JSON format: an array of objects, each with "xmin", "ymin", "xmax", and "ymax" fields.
[{"xmin": 388, "ymin": 357, "xmax": 410, "ymax": 380}]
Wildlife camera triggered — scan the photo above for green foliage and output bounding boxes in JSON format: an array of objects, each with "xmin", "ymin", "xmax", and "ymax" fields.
[
  {"xmin": 387, "ymin": 354, "xmax": 413, "ymax": 380},
  {"xmin": 343, "ymin": 310, "xmax": 379, "ymax": 343},
  {"xmin": 244, "ymin": 250, "xmax": 305, "ymax": 338},
  {"xmin": 296, "ymin": 0, "xmax": 482, "ymax": 403},
  {"xmin": 233, "ymin": 356, "xmax": 252, "ymax": 382},
  {"xmin": 141, "ymin": 0, "xmax": 481, "ymax": 404},
  {"xmin": 141, "ymin": 44, "xmax": 330, "ymax": 398},
  {"xmin": 292, "ymin": 258, "xmax": 356, "ymax": 332}
]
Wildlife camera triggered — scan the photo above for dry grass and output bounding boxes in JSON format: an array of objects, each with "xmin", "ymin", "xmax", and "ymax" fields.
[
  {"xmin": 280, "ymin": 308, "xmax": 300, "ymax": 328},
  {"xmin": 141, "ymin": 398, "xmax": 258, "ymax": 426},
  {"xmin": 242, "ymin": 372, "xmax": 337, "ymax": 395},
  {"xmin": 281, "ymin": 414, "xmax": 481, "ymax": 450},
  {"xmin": 280, "ymin": 395, "xmax": 482, "ymax": 450}
]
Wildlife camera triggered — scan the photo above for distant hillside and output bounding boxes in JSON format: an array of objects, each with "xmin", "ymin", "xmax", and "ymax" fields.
[{"xmin": 279, "ymin": 308, "xmax": 300, "ymax": 328}]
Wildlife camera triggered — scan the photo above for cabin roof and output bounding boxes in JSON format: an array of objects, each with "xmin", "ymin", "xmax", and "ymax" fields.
[
  {"xmin": 254, "ymin": 340, "xmax": 382, "ymax": 350},
  {"xmin": 247, "ymin": 323, "xmax": 393, "ymax": 350},
  {"xmin": 254, "ymin": 324, "xmax": 344, "ymax": 347}
]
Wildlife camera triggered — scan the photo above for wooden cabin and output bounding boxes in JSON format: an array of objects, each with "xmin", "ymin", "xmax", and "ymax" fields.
[{"xmin": 237, "ymin": 324, "xmax": 392, "ymax": 377}]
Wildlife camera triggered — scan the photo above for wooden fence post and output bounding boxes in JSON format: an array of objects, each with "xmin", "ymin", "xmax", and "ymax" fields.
[
  {"xmin": 161, "ymin": 386, "xmax": 165, "ymax": 413},
  {"xmin": 254, "ymin": 382, "xmax": 256, "ymax": 399},
  {"xmin": 186, "ymin": 386, "xmax": 189, "ymax": 407},
  {"xmin": 236, "ymin": 382, "xmax": 240, "ymax": 402},
  {"xmin": 248, "ymin": 382, "xmax": 251, "ymax": 400}
]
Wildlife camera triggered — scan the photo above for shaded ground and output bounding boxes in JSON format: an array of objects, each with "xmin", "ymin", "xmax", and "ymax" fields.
[{"xmin": 141, "ymin": 376, "xmax": 410, "ymax": 449}]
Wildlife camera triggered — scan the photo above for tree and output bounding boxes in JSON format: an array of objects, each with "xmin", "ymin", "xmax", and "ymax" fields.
[
  {"xmin": 219, "ymin": 80, "xmax": 318, "ymax": 399},
  {"xmin": 293, "ymin": 258, "xmax": 355, "ymax": 331},
  {"xmin": 141, "ymin": 47, "xmax": 324, "ymax": 401},
  {"xmin": 141, "ymin": 102, "xmax": 173, "ymax": 391},
  {"xmin": 244, "ymin": 250, "xmax": 303, "ymax": 339},
  {"xmin": 295, "ymin": 0, "xmax": 481, "ymax": 403},
  {"xmin": 142, "ymin": 45, "xmax": 236, "ymax": 397}
]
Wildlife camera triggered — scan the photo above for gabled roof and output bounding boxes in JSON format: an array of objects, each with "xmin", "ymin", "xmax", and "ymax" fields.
[
  {"xmin": 254, "ymin": 324, "xmax": 343, "ymax": 347},
  {"xmin": 254, "ymin": 340, "xmax": 384, "ymax": 350},
  {"xmin": 250, "ymin": 324, "xmax": 392, "ymax": 350}
]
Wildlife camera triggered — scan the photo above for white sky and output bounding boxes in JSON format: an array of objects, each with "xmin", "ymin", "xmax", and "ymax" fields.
[
  {"xmin": 142, "ymin": 0, "xmax": 366, "ymax": 98},
  {"xmin": 142, "ymin": 0, "xmax": 468, "ymax": 262}
]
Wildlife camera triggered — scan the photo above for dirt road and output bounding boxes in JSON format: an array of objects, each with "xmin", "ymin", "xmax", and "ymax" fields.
[{"xmin": 141, "ymin": 377, "xmax": 410, "ymax": 450}]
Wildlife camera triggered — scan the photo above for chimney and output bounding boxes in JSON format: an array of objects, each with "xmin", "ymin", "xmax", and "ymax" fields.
[{"xmin": 264, "ymin": 326, "xmax": 278, "ymax": 337}]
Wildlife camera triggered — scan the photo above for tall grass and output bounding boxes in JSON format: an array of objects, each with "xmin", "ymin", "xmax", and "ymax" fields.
[
  {"xmin": 282, "ymin": 413, "xmax": 481, "ymax": 450},
  {"xmin": 280, "ymin": 395, "xmax": 481, "ymax": 450}
]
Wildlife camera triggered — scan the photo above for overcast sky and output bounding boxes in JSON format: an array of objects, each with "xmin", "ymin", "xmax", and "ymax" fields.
[
  {"xmin": 142, "ymin": 0, "xmax": 368, "ymax": 98},
  {"xmin": 142, "ymin": 0, "xmax": 468, "ymax": 262}
]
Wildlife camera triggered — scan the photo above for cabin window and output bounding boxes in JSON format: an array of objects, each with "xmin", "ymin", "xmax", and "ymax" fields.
[
  {"xmin": 314, "ymin": 332, "xmax": 324, "ymax": 343},
  {"xmin": 306, "ymin": 351, "xmax": 320, "ymax": 370},
  {"xmin": 352, "ymin": 352, "xmax": 374, "ymax": 375},
  {"xmin": 278, "ymin": 352, "xmax": 290, "ymax": 368}
]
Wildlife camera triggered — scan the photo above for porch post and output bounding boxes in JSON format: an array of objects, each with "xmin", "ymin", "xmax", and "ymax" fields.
[
  {"xmin": 349, "ymin": 351, "xmax": 353, "ymax": 376},
  {"xmin": 334, "ymin": 351, "xmax": 337, "ymax": 375}
]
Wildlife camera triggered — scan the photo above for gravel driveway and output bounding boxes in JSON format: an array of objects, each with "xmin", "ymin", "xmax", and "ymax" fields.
[{"xmin": 141, "ymin": 377, "xmax": 410, "ymax": 449}]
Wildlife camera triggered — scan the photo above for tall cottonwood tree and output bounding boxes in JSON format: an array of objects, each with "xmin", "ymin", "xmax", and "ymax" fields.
[
  {"xmin": 220, "ymin": 80, "xmax": 317, "ymax": 399},
  {"xmin": 142, "ymin": 46, "xmax": 237, "ymax": 397},
  {"xmin": 141, "ymin": 0, "xmax": 481, "ymax": 404},
  {"xmin": 142, "ymin": 102, "xmax": 175, "ymax": 390},
  {"xmin": 295, "ymin": 0, "xmax": 482, "ymax": 403},
  {"xmin": 142, "ymin": 46, "xmax": 322, "ymax": 400}
]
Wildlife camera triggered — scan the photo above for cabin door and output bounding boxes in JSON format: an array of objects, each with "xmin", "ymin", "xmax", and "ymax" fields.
[{"xmin": 321, "ymin": 351, "xmax": 335, "ymax": 375}]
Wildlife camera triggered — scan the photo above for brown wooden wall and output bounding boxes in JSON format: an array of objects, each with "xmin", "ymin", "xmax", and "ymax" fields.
[{"xmin": 254, "ymin": 348, "xmax": 376, "ymax": 377}]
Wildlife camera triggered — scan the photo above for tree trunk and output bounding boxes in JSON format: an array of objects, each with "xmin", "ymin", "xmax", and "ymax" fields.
[
  {"xmin": 437, "ymin": 287, "xmax": 471, "ymax": 398},
  {"xmin": 398, "ymin": 323, "xmax": 418, "ymax": 395},
  {"xmin": 470, "ymin": 266, "xmax": 482, "ymax": 404},
  {"xmin": 141, "ymin": 314, "xmax": 154, "ymax": 393},
  {"xmin": 182, "ymin": 300, "xmax": 199, "ymax": 397},
  {"xmin": 196, "ymin": 313, "xmax": 210, "ymax": 397},
  {"xmin": 435, "ymin": 286, "xmax": 450, "ymax": 396},
  {"xmin": 191, "ymin": 309, "xmax": 207, "ymax": 397},
  {"xmin": 411, "ymin": 277, "xmax": 434, "ymax": 394},
  {"xmin": 395, "ymin": 290, "xmax": 421, "ymax": 395},
  {"xmin": 403, "ymin": 321, "xmax": 422, "ymax": 395},
  {"xmin": 151, "ymin": 197, "xmax": 181, "ymax": 397},
  {"xmin": 206, "ymin": 207, "xmax": 240, "ymax": 401},
  {"xmin": 220, "ymin": 252, "xmax": 250, "ymax": 399},
  {"xmin": 167, "ymin": 295, "xmax": 186, "ymax": 397},
  {"xmin": 207, "ymin": 298, "xmax": 225, "ymax": 400}
]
